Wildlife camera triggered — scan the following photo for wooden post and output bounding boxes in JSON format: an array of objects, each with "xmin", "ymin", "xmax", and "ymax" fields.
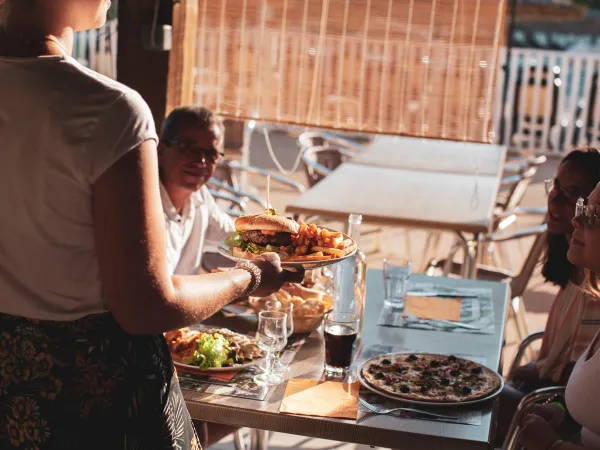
[
  {"xmin": 117, "ymin": 0, "xmax": 171, "ymax": 131},
  {"xmin": 166, "ymin": 0, "xmax": 198, "ymax": 113}
]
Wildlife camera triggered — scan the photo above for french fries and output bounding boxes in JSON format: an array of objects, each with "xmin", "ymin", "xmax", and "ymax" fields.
[
  {"xmin": 288, "ymin": 220, "xmax": 352, "ymax": 261},
  {"xmin": 288, "ymin": 255, "xmax": 333, "ymax": 262}
]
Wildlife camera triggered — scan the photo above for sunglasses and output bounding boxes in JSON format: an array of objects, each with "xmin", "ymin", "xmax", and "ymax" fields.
[
  {"xmin": 575, "ymin": 197, "xmax": 600, "ymax": 228},
  {"xmin": 165, "ymin": 139, "xmax": 224, "ymax": 164}
]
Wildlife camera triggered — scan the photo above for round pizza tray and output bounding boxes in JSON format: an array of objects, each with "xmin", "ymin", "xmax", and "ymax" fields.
[
  {"xmin": 217, "ymin": 228, "xmax": 357, "ymax": 270},
  {"xmin": 358, "ymin": 353, "xmax": 504, "ymax": 408}
]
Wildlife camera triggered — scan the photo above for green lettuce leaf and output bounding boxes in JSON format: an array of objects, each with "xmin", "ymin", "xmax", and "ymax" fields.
[{"xmin": 184, "ymin": 333, "xmax": 231, "ymax": 369}]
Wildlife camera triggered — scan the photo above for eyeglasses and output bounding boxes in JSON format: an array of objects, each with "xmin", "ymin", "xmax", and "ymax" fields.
[
  {"xmin": 165, "ymin": 139, "xmax": 224, "ymax": 164},
  {"xmin": 575, "ymin": 197, "xmax": 600, "ymax": 228},
  {"xmin": 545, "ymin": 178, "xmax": 579, "ymax": 205}
]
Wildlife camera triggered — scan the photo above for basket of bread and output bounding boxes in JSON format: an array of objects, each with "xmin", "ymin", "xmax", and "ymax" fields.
[{"xmin": 249, "ymin": 283, "xmax": 334, "ymax": 334}]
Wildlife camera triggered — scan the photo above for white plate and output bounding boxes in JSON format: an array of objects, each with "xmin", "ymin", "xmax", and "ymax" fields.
[
  {"xmin": 217, "ymin": 228, "xmax": 357, "ymax": 269},
  {"xmin": 358, "ymin": 354, "xmax": 504, "ymax": 407},
  {"xmin": 169, "ymin": 325, "xmax": 263, "ymax": 373},
  {"xmin": 173, "ymin": 358, "xmax": 261, "ymax": 373}
]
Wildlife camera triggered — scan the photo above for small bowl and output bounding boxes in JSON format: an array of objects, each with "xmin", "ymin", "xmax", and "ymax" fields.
[{"xmin": 248, "ymin": 295, "xmax": 334, "ymax": 334}]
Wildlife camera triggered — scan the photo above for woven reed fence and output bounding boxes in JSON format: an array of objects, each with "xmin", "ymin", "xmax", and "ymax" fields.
[{"xmin": 168, "ymin": 0, "xmax": 506, "ymax": 142}]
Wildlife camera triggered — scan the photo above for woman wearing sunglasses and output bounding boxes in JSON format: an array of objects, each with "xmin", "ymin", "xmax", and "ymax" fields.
[
  {"xmin": 518, "ymin": 185, "xmax": 600, "ymax": 450},
  {"xmin": 497, "ymin": 148, "xmax": 600, "ymax": 444}
]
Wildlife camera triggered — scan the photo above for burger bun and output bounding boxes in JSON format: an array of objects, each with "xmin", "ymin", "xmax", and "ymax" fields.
[{"xmin": 235, "ymin": 214, "xmax": 299, "ymax": 234}]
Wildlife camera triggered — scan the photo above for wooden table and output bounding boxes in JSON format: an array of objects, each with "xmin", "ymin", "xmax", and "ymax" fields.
[
  {"xmin": 353, "ymin": 136, "xmax": 506, "ymax": 176},
  {"xmin": 184, "ymin": 270, "xmax": 509, "ymax": 450}
]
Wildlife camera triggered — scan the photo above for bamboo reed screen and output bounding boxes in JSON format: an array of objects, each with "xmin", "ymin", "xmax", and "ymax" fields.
[{"xmin": 167, "ymin": 0, "xmax": 506, "ymax": 142}]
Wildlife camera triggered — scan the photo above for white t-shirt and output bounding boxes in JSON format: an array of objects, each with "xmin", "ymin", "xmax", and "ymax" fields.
[
  {"xmin": 161, "ymin": 183, "xmax": 235, "ymax": 275},
  {"xmin": 566, "ymin": 331, "xmax": 600, "ymax": 448},
  {"xmin": 0, "ymin": 55, "xmax": 157, "ymax": 320}
]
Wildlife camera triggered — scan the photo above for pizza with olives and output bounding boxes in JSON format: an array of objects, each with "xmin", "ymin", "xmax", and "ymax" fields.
[{"xmin": 360, "ymin": 353, "xmax": 502, "ymax": 403}]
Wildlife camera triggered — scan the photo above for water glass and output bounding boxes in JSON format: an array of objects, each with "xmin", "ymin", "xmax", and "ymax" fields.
[
  {"xmin": 324, "ymin": 312, "xmax": 359, "ymax": 375},
  {"xmin": 265, "ymin": 300, "xmax": 294, "ymax": 373},
  {"xmin": 254, "ymin": 311, "xmax": 288, "ymax": 386},
  {"xmin": 383, "ymin": 258, "xmax": 412, "ymax": 310}
]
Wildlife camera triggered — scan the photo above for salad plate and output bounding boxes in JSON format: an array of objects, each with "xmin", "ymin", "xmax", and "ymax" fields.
[{"xmin": 165, "ymin": 326, "xmax": 263, "ymax": 372}]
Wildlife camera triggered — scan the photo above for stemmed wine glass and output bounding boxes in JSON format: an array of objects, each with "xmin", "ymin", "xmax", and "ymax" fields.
[
  {"xmin": 254, "ymin": 311, "xmax": 288, "ymax": 386},
  {"xmin": 265, "ymin": 300, "xmax": 294, "ymax": 374}
]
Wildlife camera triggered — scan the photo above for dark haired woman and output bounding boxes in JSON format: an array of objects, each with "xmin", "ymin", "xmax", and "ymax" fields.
[{"xmin": 496, "ymin": 148, "xmax": 600, "ymax": 444}]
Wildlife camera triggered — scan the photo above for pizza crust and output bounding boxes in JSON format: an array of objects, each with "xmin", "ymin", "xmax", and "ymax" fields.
[{"xmin": 361, "ymin": 353, "xmax": 502, "ymax": 403}]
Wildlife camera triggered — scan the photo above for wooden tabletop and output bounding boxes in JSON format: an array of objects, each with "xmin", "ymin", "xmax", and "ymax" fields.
[
  {"xmin": 183, "ymin": 271, "xmax": 509, "ymax": 450},
  {"xmin": 286, "ymin": 163, "xmax": 502, "ymax": 234},
  {"xmin": 353, "ymin": 136, "xmax": 506, "ymax": 176}
]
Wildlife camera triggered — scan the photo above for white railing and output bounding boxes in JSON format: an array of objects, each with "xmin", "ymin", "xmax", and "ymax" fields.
[
  {"xmin": 72, "ymin": 19, "xmax": 118, "ymax": 79},
  {"xmin": 495, "ymin": 47, "xmax": 600, "ymax": 155}
]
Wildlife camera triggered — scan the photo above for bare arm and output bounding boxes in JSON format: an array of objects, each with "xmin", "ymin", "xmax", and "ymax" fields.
[{"xmin": 93, "ymin": 141, "xmax": 297, "ymax": 335}]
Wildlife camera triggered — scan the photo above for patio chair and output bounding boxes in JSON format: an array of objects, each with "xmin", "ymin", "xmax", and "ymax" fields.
[
  {"xmin": 300, "ymin": 145, "xmax": 352, "ymax": 188},
  {"xmin": 426, "ymin": 223, "xmax": 547, "ymax": 342},
  {"xmin": 502, "ymin": 386, "xmax": 565, "ymax": 450},
  {"xmin": 421, "ymin": 157, "xmax": 545, "ymax": 273},
  {"xmin": 208, "ymin": 159, "xmax": 306, "ymax": 211}
]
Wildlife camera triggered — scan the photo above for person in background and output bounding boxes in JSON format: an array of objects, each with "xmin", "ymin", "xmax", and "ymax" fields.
[
  {"xmin": 158, "ymin": 107, "xmax": 242, "ymax": 446},
  {"xmin": 519, "ymin": 180, "xmax": 600, "ymax": 450},
  {"xmin": 496, "ymin": 148, "xmax": 600, "ymax": 444},
  {"xmin": 158, "ymin": 106, "xmax": 235, "ymax": 275},
  {"xmin": 0, "ymin": 2, "xmax": 302, "ymax": 449}
]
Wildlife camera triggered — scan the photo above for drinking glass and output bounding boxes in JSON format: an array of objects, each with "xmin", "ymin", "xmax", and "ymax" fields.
[
  {"xmin": 324, "ymin": 312, "xmax": 359, "ymax": 375},
  {"xmin": 265, "ymin": 300, "xmax": 294, "ymax": 373},
  {"xmin": 254, "ymin": 311, "xmax": 288, "ymax": 386},
  {"xmin": 383, "ymin": 258, "xmax": 412, "ymax": 310}
]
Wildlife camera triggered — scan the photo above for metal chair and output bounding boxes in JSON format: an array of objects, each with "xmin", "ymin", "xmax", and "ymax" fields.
[
  {"xmin": 502, "ymin": 386, "xmax": 566, "ymax": 450},
  {"xmin": 426, "ymin": 224, "xmax": 548, "ymax": 342},
  {"xmin": 208, "ymin": 159, "xmax": 305, "ymax": 212},
  {"xmin": 300, "ymin": 145, "xmax": 353, "ymax": 188},
  {"xmin": 507, "ymin": 330, "xmax": 545, "ymax": 380}
]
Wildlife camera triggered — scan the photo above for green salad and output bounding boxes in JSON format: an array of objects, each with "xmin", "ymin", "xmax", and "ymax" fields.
[
  {"xmin": 181, "ymin": 333, "xmax": 233, "ymax": 369},
  {"xmin": 224, "ymin": 231, "xmax": 290, "ymax": 257}
]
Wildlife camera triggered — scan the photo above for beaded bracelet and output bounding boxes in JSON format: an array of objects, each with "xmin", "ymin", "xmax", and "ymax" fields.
[{"xmin": 235, "ymin": 260, "xmax": 262, "ymax": 295}]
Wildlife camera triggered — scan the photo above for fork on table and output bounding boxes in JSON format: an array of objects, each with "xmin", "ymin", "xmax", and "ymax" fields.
[{"xmin": 358, "ymin": 397, "xmax": 459, "ymax": 421}]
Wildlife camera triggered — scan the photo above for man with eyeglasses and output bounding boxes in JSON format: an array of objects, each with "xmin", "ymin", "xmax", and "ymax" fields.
[
  {"xmin": 159, "ymin": 106, "xmax": 239, "ymax": 446},
  {"xmin": 158, "ymin": 106, "xmax": 235, "ymax": 276}
]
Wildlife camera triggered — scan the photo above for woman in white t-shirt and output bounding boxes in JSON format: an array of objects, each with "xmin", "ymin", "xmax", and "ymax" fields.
[
  {"xmin": 0, "ymin": 2, "xmax": 301, "ymax": 449},
  {"xmin": 518, "ymin": 185, "xmax": 600, "ymax": 450}
]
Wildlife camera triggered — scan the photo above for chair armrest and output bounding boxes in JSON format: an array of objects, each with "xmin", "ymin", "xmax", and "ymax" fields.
[
  {"xmin": 507, "ymin": 330, "xmax": 545, "ymax": 380},
  {"xmin": 500, "ymin": 173, "xmax": 523, "ymax": 186},
  {"xmin": 502, "ymin": 386, "xmax": 566, "ymax": 450},
  {"xmin": 301, "ymin": 151, "xmax": 334, "ymax": 177},
  {"xmin": 320, "ymin": 132, "xmax": 367, "ymax": 152},
  {"xmin": 496, "ymin": 207, "xmax": 548, "ymax": 219},
  {"xmin": 208, "ymin": 178, "xmax": 268, "ymax": 209},
  {"xmin": 226, "ymin": 161, "xmax": 306, "ymax": 193},
  {"xmin": 208, "ymin": 189, "xmax": 248, "ymax": 211},
  {"xmin": 486, "ymin": 224, "xmax": 547, "ymax": 243}
]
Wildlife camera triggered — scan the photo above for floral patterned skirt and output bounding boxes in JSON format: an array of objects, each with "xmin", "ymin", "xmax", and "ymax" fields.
[{"xmin": 0, "ymin": 312, "xmax": 200, "ymax": 450}]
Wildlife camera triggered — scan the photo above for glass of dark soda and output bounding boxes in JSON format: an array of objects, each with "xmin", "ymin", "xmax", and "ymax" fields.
[{"xmin": 324, "ymin": 312, "xmax": 359, "ymax": 374}]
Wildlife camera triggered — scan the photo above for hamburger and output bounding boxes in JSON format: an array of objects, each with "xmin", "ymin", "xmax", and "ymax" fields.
[{"xmin": 230, "ymin": 213, "xmax": 300, "ymax": 257}]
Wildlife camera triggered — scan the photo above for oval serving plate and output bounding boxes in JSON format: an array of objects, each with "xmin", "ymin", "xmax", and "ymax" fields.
[
  {"xmin": 173, "ymin": 358, "xmax": 261, "ymax": 373},
  {"xmin": 217, "ymin": 227, "xmax": 357, "ymax": 270},
  {"xmin": 358, "ymin": 353, "xmax": 504, "ymax": 408},
  {"xmin": 169, "ymin": 325, "xmax": 263, "ymax": 373}
]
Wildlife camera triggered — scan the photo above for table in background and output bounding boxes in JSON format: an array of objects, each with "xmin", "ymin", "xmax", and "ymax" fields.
[
  {"xmin": 184, "ymin": 270, "xmax": 509, "ymax": 450},
  {"xmin": 353, "ymin": 136, "xmax": 506, "ymax": 176}
]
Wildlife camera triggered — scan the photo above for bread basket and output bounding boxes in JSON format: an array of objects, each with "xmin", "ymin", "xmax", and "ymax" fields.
[{"xmin": 248, "ymin": 294, "xmax": 334, "ymax": 335}]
